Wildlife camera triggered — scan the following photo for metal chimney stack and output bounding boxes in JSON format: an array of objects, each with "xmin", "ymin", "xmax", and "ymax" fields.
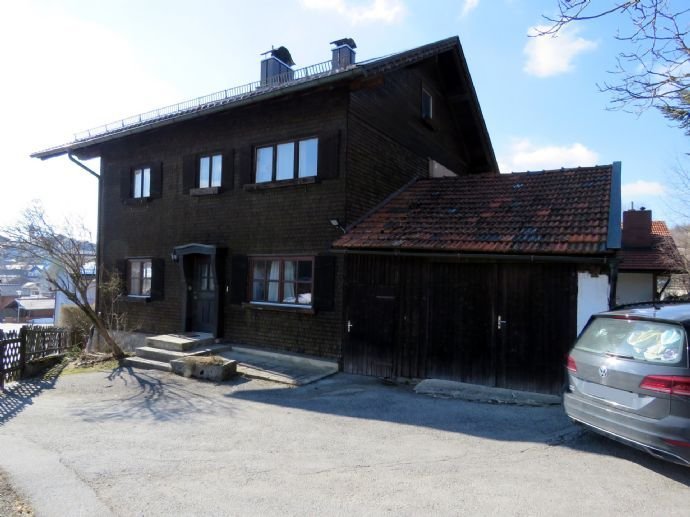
[
  {"xmin": 260, "ymin": 46, "xmax": 295, "ymax": 86},
  {"xmin": 330, "ymin": 38, "xmax": 357, "ymax": 70}
]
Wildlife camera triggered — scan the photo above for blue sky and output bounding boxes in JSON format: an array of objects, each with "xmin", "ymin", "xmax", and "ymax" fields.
[{"xmin": 2, "ymin": 0, "xmax": 687, "ymax": 235}]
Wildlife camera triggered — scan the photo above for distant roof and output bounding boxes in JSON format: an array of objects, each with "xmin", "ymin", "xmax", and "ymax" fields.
[
  {"xmin": 17, "ymin": 298, "xmax": 55, "ymax": 311},
  {"xmin": 0, "ymin": 284, "xmax": 23, "ymax": 296},
  {"xmin": 333, "ymin": 165, "xmax": 616, "ymax": 256},
  {"xmin": 31, "ymin": 36, "xmax": 496, "ymax": 173},
  {"xmin": 618, "ymin": 220, "xmax": 682, "ymax": 272}
]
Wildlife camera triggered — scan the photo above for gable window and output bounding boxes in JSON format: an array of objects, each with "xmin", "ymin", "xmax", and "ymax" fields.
[
  {"xmin": 133, "ymin": 167, "xmax": 151, "ymax": 198},
  {"xmin": 421, "ymin": 88, "xmax": 433, "ymax": 121},
  {"xmin": 255, "ymin": 138, "xmax": 318, "ymax": 183},
  {"xmin": 128, "ymin": 259, "xmax": 152, "ymax": 297},
  {"xmin": 250, "ymin": 257, "xmax": 313, "ymax": 306},
  {"xmin": 199, "ymin": 154, "xmax": 222, "ymax": 188}
]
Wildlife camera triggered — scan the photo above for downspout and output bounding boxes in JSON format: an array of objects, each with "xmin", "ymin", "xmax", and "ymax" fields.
[
  {"xmin": 607, "ymin": 161, "xmax": 622, "ymax": 309},
  {"xmin": 67, "ymin": 153, "xmax": 102, "ymax": 318}
]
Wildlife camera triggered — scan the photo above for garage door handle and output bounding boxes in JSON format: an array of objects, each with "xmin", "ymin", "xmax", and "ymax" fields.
[
  {"xmin": 497, "ymin": 315, "xmax": 507, "ymax": 330},
  {"xmin": 347, "ymin": 320, "xmax": 353, "ymax": 333}
]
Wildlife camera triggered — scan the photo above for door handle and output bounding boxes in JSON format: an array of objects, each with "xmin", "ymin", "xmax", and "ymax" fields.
[
  {"xmin": 347, "ymin": 320, "xmax": 353, "ymax": 333},
  {"xmin": 497, "ymin": 315, "xmax": 507, "ymax": 330}
]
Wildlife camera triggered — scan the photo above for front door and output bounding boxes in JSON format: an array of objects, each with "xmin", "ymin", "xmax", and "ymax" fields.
[{"xmin": 190, "ymin": 254, "xmax": 215, "ymax": 333}]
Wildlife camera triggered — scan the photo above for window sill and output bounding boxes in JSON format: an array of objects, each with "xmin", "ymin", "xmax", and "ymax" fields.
[
  {"xmin": 123, "ymin": 197, "xmax": 152, "ymax": 206},
  {"xmin": 125, "ymin": 295, "xmax": 151, "ymax": 303},
  {"xmin": 244, "ymin": 176, "xmax": 318, "ymax": 191},
  {"xmin": 190, "ymin": 186, "xmax": 221, "ymax": 196},
  {"xmin": 242, "ymin": 302, "xmax": 314, "ymax": 315}
]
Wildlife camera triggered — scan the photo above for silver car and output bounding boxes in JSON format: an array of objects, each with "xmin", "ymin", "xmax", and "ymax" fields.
[{"xmin": 563, "ymin": 304, "xmax": 690, "ymax": 466}]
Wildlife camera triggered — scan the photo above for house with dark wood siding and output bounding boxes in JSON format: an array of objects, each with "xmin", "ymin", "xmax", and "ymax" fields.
[{"xmin": 33, "ymin": 36, "xmax": 622, "ymax": 394}]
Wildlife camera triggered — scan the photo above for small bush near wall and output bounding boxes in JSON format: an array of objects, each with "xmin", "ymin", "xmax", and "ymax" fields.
[{"xmin": 60, "ymin": 306, "xmax": 92, "ymax": 352}]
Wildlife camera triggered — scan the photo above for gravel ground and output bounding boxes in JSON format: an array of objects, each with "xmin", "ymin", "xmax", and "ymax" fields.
[
  {"xmin": 0, "ymin": 468, "xmax": 33, "ymax": 516},
  {"xmin": 0, "ymin": 367, "xmax": 688, "ymax": 516}
]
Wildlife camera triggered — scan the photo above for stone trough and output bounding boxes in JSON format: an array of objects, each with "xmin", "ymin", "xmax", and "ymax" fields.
[{"xmin": 170, "ymin": 355, "xmax": 237, "ymax": 382}]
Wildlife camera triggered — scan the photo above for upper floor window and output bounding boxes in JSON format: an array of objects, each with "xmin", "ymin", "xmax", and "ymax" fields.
[
  {"xmin": 133, "ymin": 167, "xmax": 151, "ymax": 198},
  {"xmin": 128, "ymin": 259, "xmax": 152, "ymax": 296},
  {"xmin": 255, "ymin": 138, "xmax": 318, "ymax": 183},
  {"xmin": 421, "ymin": 88, "xmax": 433, "ymax": 121},
  {"xmin": 199, "ymin": 154, "xmax": 222, "ymax": 188},
  {"xmin": 250, "ymin": 257, "xmax": 314, "ymax": 306}
]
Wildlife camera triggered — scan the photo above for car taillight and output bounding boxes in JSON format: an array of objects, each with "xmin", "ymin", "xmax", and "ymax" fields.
[
  {"xmin": 566, "ymin": 355, "xmax": 577, "ymax": 372},
  {"xmin": 662, "ymin": 438, "xmax": 690, "ymax": 448},
  {"xmin": 639, "ymin": 376, "xmax": 690, "ymax": 396}
]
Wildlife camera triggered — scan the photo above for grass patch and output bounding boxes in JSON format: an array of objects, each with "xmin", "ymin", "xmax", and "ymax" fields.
[{"xmin": 61, "ymin": 354, "xmax": 121, "ymax": 375}]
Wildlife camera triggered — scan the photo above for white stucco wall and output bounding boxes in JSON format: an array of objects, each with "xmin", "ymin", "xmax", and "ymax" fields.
[
  {"xmin": 616, "ymin": 272, "xmax": 654, "ymax": 305},
  {"xmin": 577, "ymin": 272, "xmax": 610, "ymax": 335}
]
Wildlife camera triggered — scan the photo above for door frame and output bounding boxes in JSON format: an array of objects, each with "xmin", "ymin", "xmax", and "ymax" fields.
[{"xmin": 173, "ymin": 243, "xmax": 225, "ymax": 337}]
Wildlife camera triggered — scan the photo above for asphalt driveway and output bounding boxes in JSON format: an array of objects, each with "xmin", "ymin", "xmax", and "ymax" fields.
[{"xmin": 0, "ymin": 367, "xmax": 688, "ymax": 516}]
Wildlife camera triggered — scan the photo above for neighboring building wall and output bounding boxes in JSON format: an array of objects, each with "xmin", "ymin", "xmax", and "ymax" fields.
[
  {"xmin": 577, "ymin": 272, "xmax": 610, "ymax": 334},
  {"xmin": 616, "ymin": 272, "xmax": 654, "ymax": 305}
]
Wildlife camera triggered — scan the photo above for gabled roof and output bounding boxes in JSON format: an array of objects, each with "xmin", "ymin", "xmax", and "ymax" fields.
[
  {"xmin": 333, "ymin": 165, "xmax": 618, "ymax": 256},
  {"xmin": 32, "ymin": 36, "xmax": 496, "ymax": 173},
  {"xmin": 618, "ymin": 220, "xmax": 683, "ymax": 272}
]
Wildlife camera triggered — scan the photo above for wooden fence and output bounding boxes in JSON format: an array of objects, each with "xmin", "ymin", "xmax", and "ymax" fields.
[{"xmin": 0, "ymin": 327, "xmax": 73, "ymax": 389}]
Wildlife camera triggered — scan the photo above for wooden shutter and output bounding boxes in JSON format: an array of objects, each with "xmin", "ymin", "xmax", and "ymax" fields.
[
  {"xmin": 115, "ymin": 259, "xmax": 128, "ymax": 295},
  {"xmin": 230, "ymin": 254, "xmax": 248, "ymax": 304},
  {"xmin": 150, "ymin": 258, "xmax": 165, "ymax": 301},
  {"xmin": 149, "ymin": 162, "xmax": 163, "ymax": 198},
  {"xmin": 237, "ymin": 147, "xmax": 253, "ymax": 186},
  {"xmin": 317, "ymin": 131, "xmax": 340, "ymax": 180},
  {"xmin": 313, "ymin": 254, "xmax": 336, "ymax": 311},
  {"xmin": 119, "ymin": 169, "xmax": 131, "ymax": 200},
  {"xmin": 222, "ymin": 150, "xmax": 235, "ymax": 190},
  {"xmin": 182, "ymin": 155, "xmax": 196, "ymax": 193}
]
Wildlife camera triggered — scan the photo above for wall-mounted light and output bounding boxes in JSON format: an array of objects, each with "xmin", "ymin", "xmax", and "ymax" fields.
[{"xmin": 329, "ymin": 218, "xmax": 346, "ymax": 233}]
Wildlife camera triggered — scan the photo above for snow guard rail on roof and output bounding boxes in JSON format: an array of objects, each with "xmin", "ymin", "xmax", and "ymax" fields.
[{"xmin": 73, "ymin": 59, "xmax": 338, "ymax": 142}]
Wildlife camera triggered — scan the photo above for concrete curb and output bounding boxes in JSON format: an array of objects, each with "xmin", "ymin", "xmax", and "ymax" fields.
[{"xmin": 414, "ymin": 379, "xmax": 561, "ymax": 406}]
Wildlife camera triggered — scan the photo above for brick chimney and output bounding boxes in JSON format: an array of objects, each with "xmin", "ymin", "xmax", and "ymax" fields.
[
  {"xmin": 260, "ymin": 46, "xmax": 295, "ymax": 86},
  {"xmin": 331, "ymin": 38, "xmax": 357, "ymax": 70},
  {"xmin": 622, "ymin": 208, "xmax": 653, "ymax": 248}
]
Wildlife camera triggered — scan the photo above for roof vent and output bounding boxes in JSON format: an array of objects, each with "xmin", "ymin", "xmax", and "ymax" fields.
[
  {"xmin": 331, "ymin": 38, "xmax": 357, "ymax": 70},
  {"xmin": 260, "ymin": 46, "xmax": 295, "ymax": 86}
]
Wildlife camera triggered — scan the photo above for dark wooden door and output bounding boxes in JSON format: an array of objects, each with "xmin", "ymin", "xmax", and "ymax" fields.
[
  {"xmin": 427, "ymin": 263, "xmax": 497, "ymax": 384},
  {"xmin": 190, "ymin": 255, "xmax": 215, "ymax": 333},
  {"xmin": 495, "ymin": 263, "xmax": 577, "ymax": 394},
  {"xmin": 344, "ymin": 284, "xmax": 397, "ymax": 377}
]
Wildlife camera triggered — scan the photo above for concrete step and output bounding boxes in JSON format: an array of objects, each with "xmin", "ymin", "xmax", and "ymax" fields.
[
  {"xmin": 145, "ymin": 333, "xmax": 215, "ymax": 352},
  {"xmin": 122, "ymin": 356, "xmax": 172, "ymax": 372},
  {"xmin": 136, "ymin": 343, "xmax": 233, "ymax": 362}
]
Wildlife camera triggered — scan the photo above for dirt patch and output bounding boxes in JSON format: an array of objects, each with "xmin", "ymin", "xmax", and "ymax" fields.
[
  {"xmin": 0, "ymin": 469, "xmax": 33, "ymax": 516},
  {"xmin": 61, "ymin": 354, "xmax": 120, "ymax": 375}
]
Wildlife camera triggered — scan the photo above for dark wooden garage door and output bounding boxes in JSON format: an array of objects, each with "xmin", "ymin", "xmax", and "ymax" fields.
[{"xmin": 344, "ymin": 256, "xmax": 578, "ymax": 394}]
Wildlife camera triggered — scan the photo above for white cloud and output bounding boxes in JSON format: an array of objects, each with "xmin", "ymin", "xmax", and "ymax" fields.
[
  {"xmin": 460, "ymin": 0, "xmax": 479, "ymax": 18},
  {"xmin": 499, "ymin": 138, "xmax": 599, "ymax": 172},
  {"xmin": 523, "ymin": 25, "xmax": 597, "ymax": 77},
  {"xmin": 622, "ymin": 180, "xmax": 666, "ymax": 197},
  {"xmin": 301, "ymin": 0, "xmax": 407, "ymax": 24}
]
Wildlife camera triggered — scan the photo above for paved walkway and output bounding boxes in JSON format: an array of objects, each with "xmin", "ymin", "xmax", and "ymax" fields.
[{"xmin": 219, "ymin": 345, "xmax": 338, "ymax": 385}]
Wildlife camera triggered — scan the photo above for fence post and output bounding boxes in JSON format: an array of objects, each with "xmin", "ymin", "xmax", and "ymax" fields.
[
  {"xmin": 0, "ymin": 338, "xmax": 5, "ymax": 390},
  {"xmin": 19, "ymin": 326, "xmax": 27, "ymax": 379}
]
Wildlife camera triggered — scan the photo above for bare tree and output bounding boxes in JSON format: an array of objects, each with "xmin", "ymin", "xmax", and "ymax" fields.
[
  {"xmin": 0, "ymin": 203, "xmax": 125, "ymax": 359},
  {"xmin": 539, "ymin": 1, "xmax": 690, "ymax": 134}
]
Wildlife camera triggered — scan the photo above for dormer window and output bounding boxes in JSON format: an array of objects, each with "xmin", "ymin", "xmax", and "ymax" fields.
[
  {"xmin": 421, "ymin": 88, "xmax": 433, "ymax": 121},
  {"xmin": 199, "ymin": 154, "xmax": 222, "ymax": 188},
  {"xmin": 255, "ymin": 138, "xmax": 318, "ymax": 183}
]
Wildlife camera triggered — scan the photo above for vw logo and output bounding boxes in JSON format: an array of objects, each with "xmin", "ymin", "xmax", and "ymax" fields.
[{"xmin": 599, "ymin": 365, "xmax": 608, "ymax": 378}]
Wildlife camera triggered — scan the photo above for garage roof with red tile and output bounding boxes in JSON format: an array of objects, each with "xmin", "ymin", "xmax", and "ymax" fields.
[
  {"xmin": 618, "ymin": 221, "xmax": 681, "ymax": 271},
  {"xmin": 334, "ymin": 165, "xmax": 615, "ymax": 255}
]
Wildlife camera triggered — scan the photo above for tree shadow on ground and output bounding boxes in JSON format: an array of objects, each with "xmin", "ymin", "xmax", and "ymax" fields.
[
  {"xmin": 226, "ymin": 373, "xmax": 690, "ymax": 485},
  {"xmin": 0, "ymin": 360, "xmax": 67, "ymax": 427},
  {"xmin": 71, "ymin": 365, "xmax": 248, "ymax": 423}
]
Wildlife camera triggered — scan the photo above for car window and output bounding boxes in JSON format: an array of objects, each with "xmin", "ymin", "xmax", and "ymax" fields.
[{"xmin": 575, "ymin": 317, "xmax": 686, "ymax": 366}]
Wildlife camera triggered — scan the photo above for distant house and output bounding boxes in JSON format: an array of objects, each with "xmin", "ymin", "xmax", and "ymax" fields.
[
  {"xmin": 53, "ymin": 261, "xmax": 97, "ymax": 326},
  {"xmin": 615, "ymin": 208, "xmax": 684, "ymax": 305},
  {"xmin": 0, "ymin": 283, "xmax": 23, "ymax": 322}
]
